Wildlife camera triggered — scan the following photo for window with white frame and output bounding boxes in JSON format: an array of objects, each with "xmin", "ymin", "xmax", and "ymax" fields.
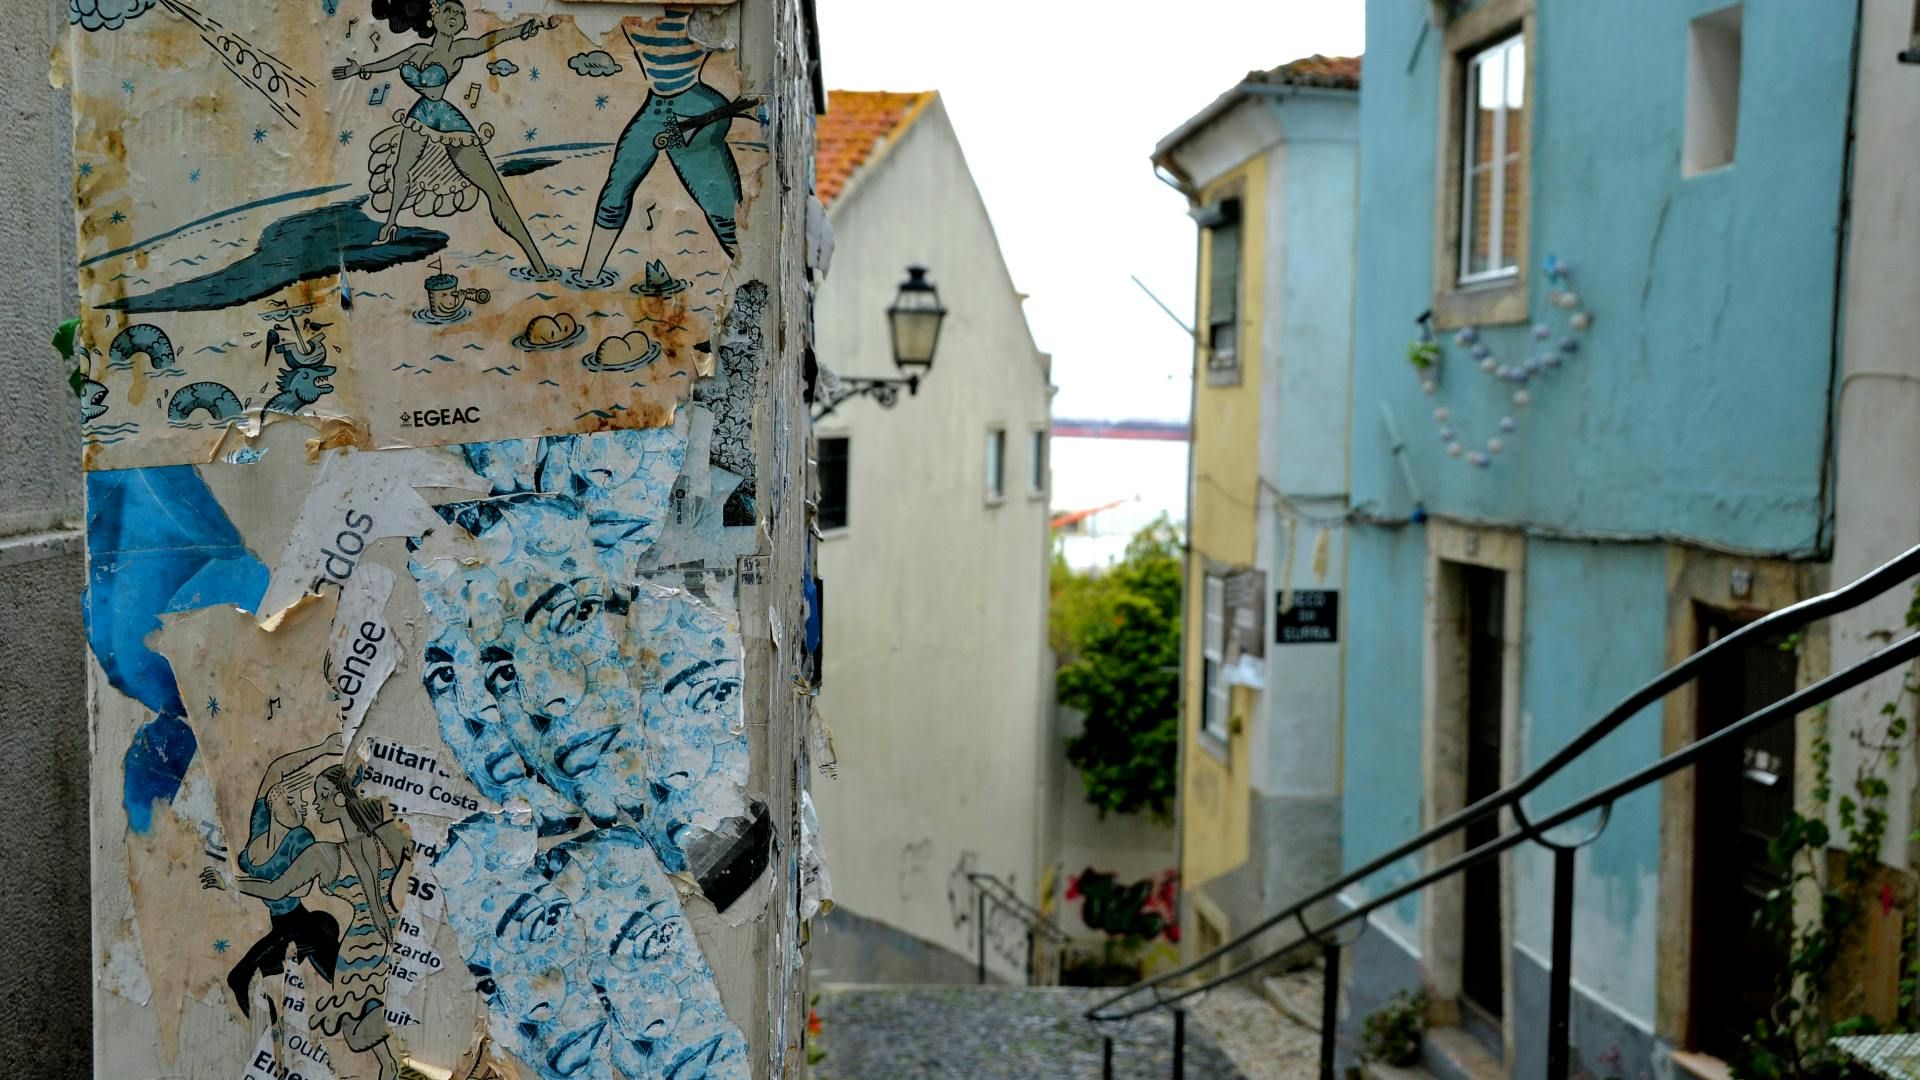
[
  {"xmin": 985, "ymin": 427, "xmax": 1006, "ymax": 501},
  {"xmin": 1459, "ymin": 34, "xmax": 1527, "ymax": 285},
  {"xmin": 1201, "ymin": 573, "xmax": 1230, "ymax": 742}
]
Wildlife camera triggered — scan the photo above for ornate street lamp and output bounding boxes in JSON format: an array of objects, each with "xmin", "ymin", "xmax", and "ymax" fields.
[{"xmin": 813, "ymin": 265, "xmax": 948, "ymax": 421}]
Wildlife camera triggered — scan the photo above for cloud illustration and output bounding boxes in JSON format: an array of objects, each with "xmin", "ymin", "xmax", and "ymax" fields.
[
  {"xmin": 70, "ymin": 0, "xmax": 154, "ymax": 30},
  {"xmin": 568, "ymin": 50, "xmax": 623, "ymax": 77},
  {"xmin": 487, "ymin": 58, "xmax": 518, "ymax": 77}
]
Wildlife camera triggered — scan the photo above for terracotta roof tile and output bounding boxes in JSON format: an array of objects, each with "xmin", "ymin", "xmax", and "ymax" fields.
[
  {"xmin": 816, "ymin": 89, "xmax": 935, "ymax": 206},
  {"xmin": 1249, "ymin": 53, "xmax": 1362, "ymax": 90}
]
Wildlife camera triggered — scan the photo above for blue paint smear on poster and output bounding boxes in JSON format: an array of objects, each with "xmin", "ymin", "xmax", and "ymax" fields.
[{"xmin": 85, "ymin": 465, "xmax": 268, "ymax": 831}]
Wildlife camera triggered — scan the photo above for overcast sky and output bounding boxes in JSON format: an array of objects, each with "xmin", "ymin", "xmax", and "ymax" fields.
[{"xmin": 813, "ymin": 2, "xmax": 1367, "ymax": 422}]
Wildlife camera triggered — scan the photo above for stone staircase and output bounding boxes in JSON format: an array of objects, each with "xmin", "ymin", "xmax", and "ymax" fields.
[{"xmin": 811, "ymin": 979, "xmax": 1325, "ymax": 1079}]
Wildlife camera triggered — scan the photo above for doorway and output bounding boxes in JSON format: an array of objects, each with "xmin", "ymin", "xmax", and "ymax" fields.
[
  {"xmin": 1459, "ymin": 565, "xmax": 1506, "ymax": 1029},
  {"xmin": 1689, "ymin": 605, "xmax": 1796, "ymax": 1061}
]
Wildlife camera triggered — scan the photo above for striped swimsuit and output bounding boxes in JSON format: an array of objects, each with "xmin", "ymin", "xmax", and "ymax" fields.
[{"xmin": 591, "ymin": 7, "xmax": 742, "ymax": 254}]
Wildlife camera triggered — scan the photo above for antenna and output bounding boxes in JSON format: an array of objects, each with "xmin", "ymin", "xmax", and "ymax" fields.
[{"xmin": 1130, "ymin": 275, "xmax": 1196, "ymax": 339}]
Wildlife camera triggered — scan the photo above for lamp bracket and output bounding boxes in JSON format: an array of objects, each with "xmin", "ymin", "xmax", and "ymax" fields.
[{"xmin": 810, "ymin": 374, "xmax": 921, "ymax": 422}]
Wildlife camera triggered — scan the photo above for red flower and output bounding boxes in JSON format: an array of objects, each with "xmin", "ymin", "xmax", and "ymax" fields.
[
  {"xmin": 1881, "ymin": 883, "xmax": 1897, "ymax": 917},
  {"xmin": 808, "ymin": 1009, "xmax": 822, "ymax": 1037}
]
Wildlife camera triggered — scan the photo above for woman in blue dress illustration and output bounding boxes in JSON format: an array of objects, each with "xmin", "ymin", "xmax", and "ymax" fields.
[
  {"xmin": 332, "ymin": 0, "xmax": 555, "ymax": 278},
  {"xmin": 204, "ymin": 765, "xmax": 412, "ymax": 1080}
]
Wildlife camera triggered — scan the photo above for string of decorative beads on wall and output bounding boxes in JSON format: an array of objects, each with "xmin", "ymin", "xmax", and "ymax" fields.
[{"xmin": 1406, "ymin": 255, "xmax": 1594, "ymax": 469}]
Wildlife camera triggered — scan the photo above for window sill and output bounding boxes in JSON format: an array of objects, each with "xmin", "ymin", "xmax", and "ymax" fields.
[
  {"xmin": 818, "ymin": 526, "xmax": 849, "ymax": 541},
  {"xmin": 1027, "ymin": 489, "xmax": 1047, "ymax": 502},
  {"xmin": 985, "ymin": 494, "xmax": 1006, "ymax": 509},
  {"xmin": 1432, "ymin": 278, "xmax": 1528, "ymax": 330},
  {"xmin": 1204, "ymin": 365, "xmax": 1243, "ymax": 388},
  {"xmin": 1670, "ymin": 1051, "xmax": 1732, "ymax": 1080}
]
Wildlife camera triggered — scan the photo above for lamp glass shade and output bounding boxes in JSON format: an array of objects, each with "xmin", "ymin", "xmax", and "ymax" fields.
[{"xmin": 887, "ymin": 266, "xmax": 946, "ymax": 371}]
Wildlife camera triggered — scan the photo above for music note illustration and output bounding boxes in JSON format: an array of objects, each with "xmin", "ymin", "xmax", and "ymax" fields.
[
  {"xmin": 466, "ymin": 82, "xmax": 481, "ymax": 106},
  {"xmin": 644, "ymin": 203, "xmax": 658, "ymax": 230},
  {"xmin": 368, "ymin": 81, "xmax": 389, "ymax": 107},
  {"xmin": 266, "ymin": 696, "xmax": 281, "ymax": 720},
  {"xmin": 345, "ymin": 16, "xmax": 357, "ymax": 37}
]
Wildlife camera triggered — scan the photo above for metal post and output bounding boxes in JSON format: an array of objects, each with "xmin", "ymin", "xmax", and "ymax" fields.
[
  {"xmin": 1320, "ymin": 942, "xmax": 1341, "ymax": 1080},
  {"xmin": 976, "ymin": 891, "xmax": 988, "ymax": 985},
  {"xmin": 1171, "ymin": 1006, "xmax": 1185, "ymax": 1080},
  {"xmin": 1547, "ymin": 845, "xmax": 1575, "ymax": 1079},
  {"xmin": 1102, "ymin": 1035, "xmax": 1114, "ymax": 1080}
]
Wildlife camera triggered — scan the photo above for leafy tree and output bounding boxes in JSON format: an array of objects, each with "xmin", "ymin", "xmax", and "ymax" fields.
[{"xmin": 1052, "ymin": 518, "xmax": 1183, "ymax": 822}]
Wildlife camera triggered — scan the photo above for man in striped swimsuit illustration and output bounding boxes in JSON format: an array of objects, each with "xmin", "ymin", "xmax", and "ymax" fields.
[{"xmin": 579, "ymin": 7, "xmax": 744, "ymax": 286}]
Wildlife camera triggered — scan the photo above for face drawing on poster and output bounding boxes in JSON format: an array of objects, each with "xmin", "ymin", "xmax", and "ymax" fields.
[
  {"xmin": 438, "ymin": 821, "xmax": 744, "ymax": 1080},
  {"xmin": 406, "ymin": 426, "xmax": 757, "ymax": 1078}
]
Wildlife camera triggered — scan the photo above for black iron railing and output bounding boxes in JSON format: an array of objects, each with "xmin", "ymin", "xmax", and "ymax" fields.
[
  {"xmin": 1085, "ymin": 541, "xmax": 1920, "ymax": 1079},
  {"xmin": 963, "ymin": 871, "xmax": 1073, "ymax": 985}
]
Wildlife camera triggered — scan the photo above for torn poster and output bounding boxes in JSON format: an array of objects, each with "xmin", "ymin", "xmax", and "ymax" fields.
[
  {"xmin": 72, "ymin": 0, "xmax": 791, "ymax": 1070},
  {"xmin": 67, "ymin": 0, "xmax": 770, "ymax": 469},
  {"xmin": 87, "ymin": 331, "xmax": 771, "ymax": 1078}
]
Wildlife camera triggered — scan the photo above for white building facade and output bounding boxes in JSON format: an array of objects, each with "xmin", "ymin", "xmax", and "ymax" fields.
[{"xmin": 808, "ymin": 91, "xmax": 1057, "ymax": 984}]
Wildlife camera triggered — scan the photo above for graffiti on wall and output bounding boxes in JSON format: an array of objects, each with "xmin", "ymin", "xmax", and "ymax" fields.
[
  {"xmin": 67, "ymin": 0, "xmax": 797, "ymax": 1068},
  {"xmin": 1065, "ymin": 868, "xmax": 1180, "ymax": 944}
]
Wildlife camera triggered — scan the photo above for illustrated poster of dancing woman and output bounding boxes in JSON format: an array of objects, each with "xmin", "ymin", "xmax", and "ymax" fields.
[{"xmin": 334, "ymin": 0, "xmax": 556, "ymax": 278}]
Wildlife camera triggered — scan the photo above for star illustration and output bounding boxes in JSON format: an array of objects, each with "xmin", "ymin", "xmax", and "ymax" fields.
[
  {"xmin": 524, "ymin": 127, "xmax": 538, "ymax": 142},
  {"xmin": 188, "ymin": 168, "xmax": 201, "ymax": 184},
  {"xmin": 213, "ymin": 939, "xmax": 231, "ymax": 954},
  {"xmin": 339, "ymin": 129, "xmax": 355, "ymax": 145},
  {"xmin": 206, "ymin": 695, "xmax": 221, "ymax": 718},
  {"xmin": 121, "ymin": 79, "xmax": 135, "ymax": 94},
  {"xmin": 108, "ymin": 210, "xmax": 126, "ymax": 225},
  {"xmin": 252, "ymin": 127, "xmax": 269, "ymax": 144},
  {"xmin": 529, "ymin": 66, "xmax": 540, "ymax": 80},
  {"xmin": 594, "ymin": 95, "xmax": 608, "ymax": 110},
  {"xmin": 77, "ymin": 162, "xmax": 94, "ymax": 177}
]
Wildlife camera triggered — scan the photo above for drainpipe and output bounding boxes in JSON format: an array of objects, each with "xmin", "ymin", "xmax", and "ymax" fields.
[
  {"xmin": 1817, "ymin": 0, "xmax": 1865, "ymax": 559},
  {"xmin": 1171, "ymin": 204, "xmax": 1203, "ymax": 947}
]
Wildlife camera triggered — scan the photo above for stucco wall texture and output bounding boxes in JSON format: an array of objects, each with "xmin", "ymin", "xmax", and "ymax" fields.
[{"xmin": 0, "ymin": 0, "xmax": 89, "ymax": 1074}]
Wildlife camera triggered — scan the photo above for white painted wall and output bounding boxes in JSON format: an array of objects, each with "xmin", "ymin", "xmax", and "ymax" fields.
[
  {"xmin": 1831, "ymin": 0, "xmax": 1920, "ymax": 871},
  {"xmin": 810, "ymin": 96, "xmax": 1056, "ymax": 981}
]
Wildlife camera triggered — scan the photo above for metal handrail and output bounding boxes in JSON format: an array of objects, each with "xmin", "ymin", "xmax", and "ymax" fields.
[
  {"xmin": 1083, "ymin": 540, "xmax": 1920, "ymax": 1078},
  {"xmin": 961, "ymin": 870, "xmax": 1072, "ymax": 985}
]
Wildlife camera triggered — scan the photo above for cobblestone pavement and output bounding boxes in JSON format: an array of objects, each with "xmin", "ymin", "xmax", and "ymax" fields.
[{"xmin": 812, "ymin": 985, "xmax": 1246, "ymax": 1079}]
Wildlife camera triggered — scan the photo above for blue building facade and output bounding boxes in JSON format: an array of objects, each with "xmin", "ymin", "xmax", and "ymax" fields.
[{"xmin": 1341, "ymin": 1, "xmax": 1859, "ymax": 1073}]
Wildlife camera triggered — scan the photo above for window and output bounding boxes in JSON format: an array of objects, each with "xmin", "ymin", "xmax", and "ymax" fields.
[
  {"xmin": 985, "ymin": 428, "xmax": 1006, "ymax": 501},
  {"xmin": 1198, "ymin": 198, "xmax": 1242, "ymax": 384},
  {"xmin": 1459, "ymin": 34, "xmax": 1527, "ymax": 284},
  {"xmin": 817, "ymin": 436, "xmax": 848, "ymax": 531},
  {"xmin": 1201, "ymin": 573, "xmax": 1229, "ymax": 742},
  {"xmin": 1028, "ymin": 429, "xmax": 1047, "ymax": 494},
  {"xmin": 1684, "ymin": 5, "xmax": 1742, "ymax": 176}
]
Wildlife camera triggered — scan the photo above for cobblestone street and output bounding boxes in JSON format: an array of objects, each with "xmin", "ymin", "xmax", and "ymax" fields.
[{"xmin": 812, "ymin": 982, "xmax": 1321, "ymax": 1079}]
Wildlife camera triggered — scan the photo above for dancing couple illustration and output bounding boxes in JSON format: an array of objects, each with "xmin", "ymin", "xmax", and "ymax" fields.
[
  {"xmin": 201, "ymin": 733, "xmax": 412, "ymax": 1080},
  {"xmin": 336, "ymin": 3, "xmax": 750, "ymax": 288}
]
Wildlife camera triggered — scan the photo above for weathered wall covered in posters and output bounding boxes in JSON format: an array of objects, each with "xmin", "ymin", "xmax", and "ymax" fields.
[
  {"xmin": 0, "ymin": 0, "xmax": 90, "ymax": 1072},
  {"xmin": 68, "ymin": 0, "xmax": 821, "ymax": 1076}
]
